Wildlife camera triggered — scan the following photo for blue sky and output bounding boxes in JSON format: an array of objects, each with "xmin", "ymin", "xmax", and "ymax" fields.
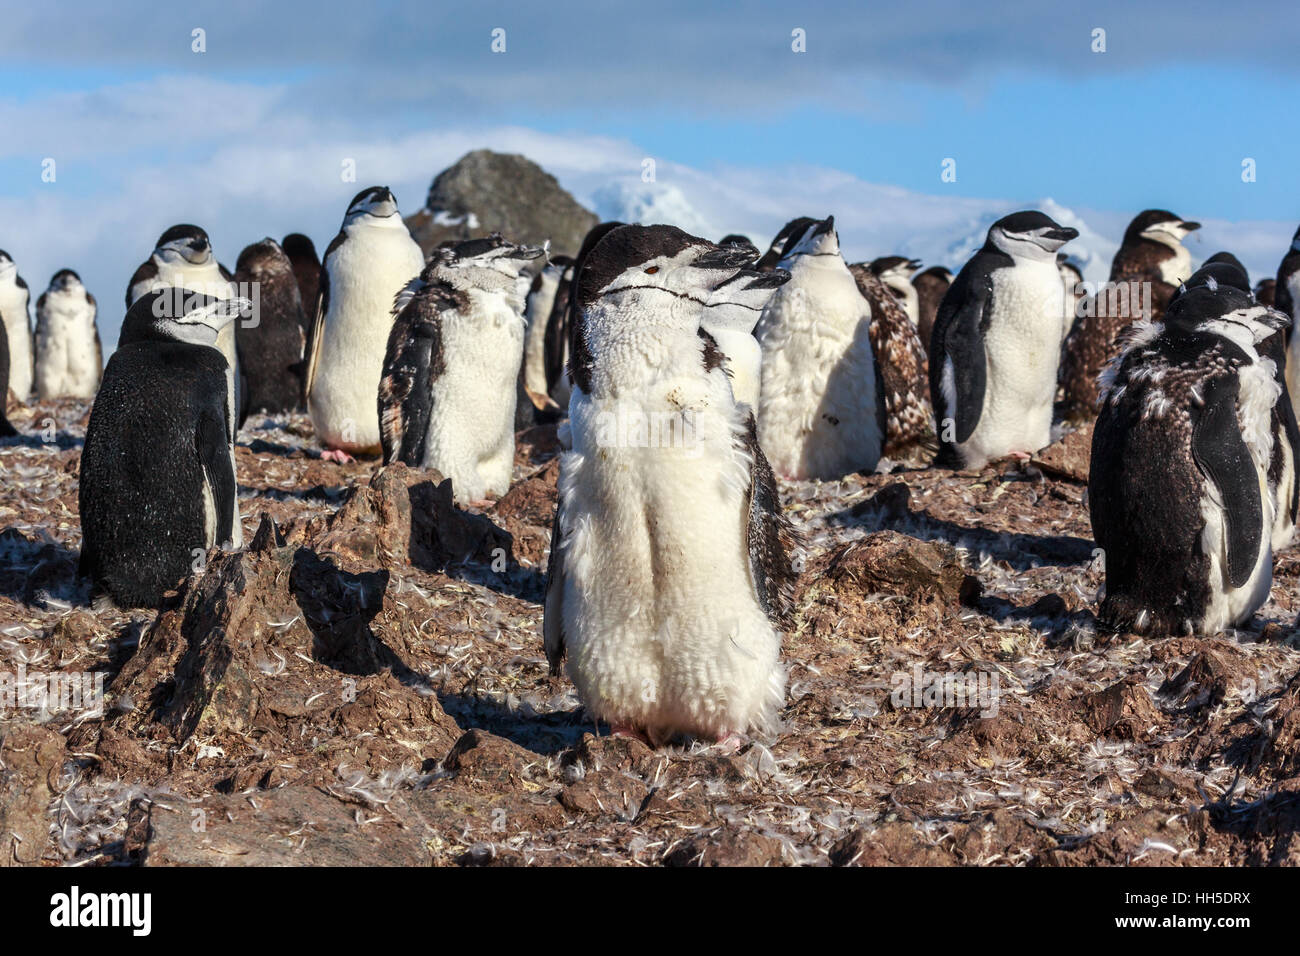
[{"xmin": 1, "ymin": 1, "xmax": 1296, "ymax": 343}]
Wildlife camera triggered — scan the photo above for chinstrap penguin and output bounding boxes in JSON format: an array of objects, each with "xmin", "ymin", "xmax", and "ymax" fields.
[
  {"xmin": 234, "ymin": 238, "xmax": 308, "ymax": 415},
  {"xmin": 756, "ymin": 216, "xmax": 884, "ymax": 479},
  {"xmin": 699, "ymin": 266, "xmax": 789, "ymax": 410},
  {"xmin": 305, "ymin": 186, "xmax": 425, "ymax": 459},
  {"xmin": 0, "ymin": 251, "xmax": 33, "ymax": 402},
  {"xmin": 80, "ymin": 290, "xmax": 248, "ymax": 607},
  {"xmin": 521, "ymin": 254, "xmax": 572, "ymax": 416},
  {"xmin": 849, "ymin": 262, "xmax": 934, "ymax": 462},
  {"xmin": 378, "ymin": 234, "xmax": 545, "ymax": 503},
  {"xmin": 1060, "ymin": 210, "xmax": 1199, "ymax": 422},
  {"xmin": 1089, "ymin": 284, "xmax": 1287, "ymax": 635},
  {"xmin": 930, "ymin": 210, "xmax": 1077, "ymax": 468},
  {"xmin": 869, "ymin": 256, "xmax": 922, "ymax": 327},
  {"xmin": 911, "ymin": 265, "xmax": 952, "ymax": 360},
  {"xmin": 544, "ymin": 224, "xmax": 797, "ymax": 745},
  {"xmin": 34, "ymin": 270, "xmax": 102, "ymax": 401}
]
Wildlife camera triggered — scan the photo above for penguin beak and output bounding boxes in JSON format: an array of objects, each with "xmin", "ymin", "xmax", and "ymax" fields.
[
  {"xmin": 507, "ymin": 244, "xmax": 547, "ymax": 262},
  {"xmin": 812, "ymin": 216, "xmax": 836, "ymax": 238},
  {"xmin": 692, "ymin": 245, "xmax": 760, "ymax": 272},
  {"xmin": 1180, "ymin": 220, "xmax": 1202, "ymax": 233},
  {"xmin": 745, "ymin": 268, "xmax": 792, "ymax": 290},
  {"xmin": 1045, "ymin": 227, "xmax": 1079, "ymax": 243},
  {"xmin": 1261, "ymin": 308, "xmax": 1291, "ymax": 332}
]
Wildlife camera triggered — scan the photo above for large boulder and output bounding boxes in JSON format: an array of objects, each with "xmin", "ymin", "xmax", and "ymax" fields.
[{"xmin": 405, "ymin": 150, "xmax": 598, "ymax": 257}]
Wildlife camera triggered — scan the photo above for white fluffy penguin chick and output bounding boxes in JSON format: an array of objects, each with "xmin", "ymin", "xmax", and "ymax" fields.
[
  {"xmin": 700, "ymin": 266, "xmax": 790, "ymax": 410},
  {"xmin": 756, "ymin": 215, "xmax": 883, "ymax": 480},
  {"xmin": 305, "ymin": 186, "xmax": 425, "ymax": 459},
  {"xmin": 35, "ymin": 269, "xmax": 102, "ymax": 400},
  {"xmin": 544, "ymin": 224, "xmax": 798, "ymax": 747},
  {"xmin": 379, "ymin": 234, "xmax": 546, "ymax": 504}
]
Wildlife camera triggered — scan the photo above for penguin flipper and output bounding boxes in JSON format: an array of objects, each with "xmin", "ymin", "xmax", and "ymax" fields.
[
  {"xmin": 741, "ymin": 412, "xmax": 798, "ymax": 623},
  {"xmin": 934, "ymin": 271, "xmax": 992, "ymax": 445},
  {"xmin": 197, "ymin": 407, "xmax": 236, "ymax": 546},
  {"xmin": 378, "ymin": 298, "xmax": 441, "ymax": 467},
  {"xmin": 543, "ymin": 492, "xmax": 566, "ymax": 676},
  {"xmin": 1191, "ymin": 373, "xmax": 1263, "ymax": 589}
]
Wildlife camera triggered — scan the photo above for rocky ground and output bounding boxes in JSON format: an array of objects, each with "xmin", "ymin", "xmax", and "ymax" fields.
[{"xmin": 2, "ymin": 397, "xmax": 1300, "ymax": 866}]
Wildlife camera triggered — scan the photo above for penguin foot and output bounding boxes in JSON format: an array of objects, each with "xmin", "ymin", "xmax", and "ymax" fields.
[
  {"xmin": 320, "ymin": 448, "xmax": 354, "ymax": 463},
  {"xmin": 712, "ymin": 732, "xmax": 746, "ymax": 754},
  {"xmin": 609, "ymin": 724, "xmax": 652, "ymax": 745}
]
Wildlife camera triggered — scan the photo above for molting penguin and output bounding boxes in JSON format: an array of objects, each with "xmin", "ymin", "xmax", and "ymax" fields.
[
  {"xmin": 699, "ymin": 266, "xmax": 790, "ymax": 410},
  {"xmin": 550, "ymin": 221, "xmax": 625, "ymax": 419},
  {"xmin": 378, "ymin": 234, "xmax": 545, "ymax": 503},
  {"xmin": 1060, "ymin": 210, "xmax": 1199, "ymax": 422},
  {"xmin": 849, "ymin": 263, "xmax": 934, "ymax": 462},
  {"xmin": 869, "ymin": 256, "xmax": 922, "ymax": 327},
  {"xmin": 1089, "ymin": 285, "xmax": 1287, "ymax": 635},
  {"xmin": 0, "ymin": 251, "xmax": 33, "ymax": 402},
  {"xmin": 1179, "ymin": 257, "xmax": 1300, "ymax": 552},
  {"xmin": 304, "ymin": 187, "xmax": 425, "ymax": 458},
  {"xmin": 755, "ymin": 217, "xmax": 817, "ymax": 272},
  {"xmin": 80, "ymin": 290, "xmax": 247, "ymax": 607},
  {"xmin": 930, "ymin": 210, "xmax": 1077, "ymax": 468},
  {"xmin": 911, "ymin": 265, "xmax": 952, "ymax": 359},
  {"xmin": 756, "ymin": 216, "xmax": 883, "ymax": 479},
  {"xmin": 234, "ymin": 239, "xmax": 308, "ymax": 415},
  {"xmin": 34, "ymin": 270, "xmax": 101, "ymax": 400},
  {"xmin": 544, "ymin": 224, "xmax": 796, "ymax": 745}
]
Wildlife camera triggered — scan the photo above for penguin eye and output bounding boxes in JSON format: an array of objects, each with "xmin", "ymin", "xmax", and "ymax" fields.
[{"xmin": 644, "ymin": 266, "xmax": 659, "ymax": 275}]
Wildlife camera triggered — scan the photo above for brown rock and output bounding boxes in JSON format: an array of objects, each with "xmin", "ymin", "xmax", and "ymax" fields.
[
  {"xmin": 1159, "ymin": 650, "xmax": 1230, "ymax": 711},
  {"xmin": 1081, "ymin": 678, "xmax": 1161, "ymax": 739},
  {"xmin": 1032, "ymin": 422, "xmax": 1093, "ymax": 483},
  {"xmin": 825, "ymin": 531, "xmax": 981, "ymax": 606}
]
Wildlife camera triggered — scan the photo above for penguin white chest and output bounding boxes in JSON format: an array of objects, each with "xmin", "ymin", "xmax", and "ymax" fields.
[
  {"xmin": 35, "ymin": 294, "xmax": 99, "ymax": 400},
  {"xmin": 0, "ymin": 286, "xmax": 32, "ymax": 399},
  {"xmin": 963, "ymin": 261, "xmax": 1065, "ymax": 464},
  {"xmin": 423, "ymin": 291, "xmax": 526, "ymax": 501},
  {"xmin": 310, "ymin": 225, "xmax": 424, "ymax": 451},
  {"xmin": 756, "ymin": 266, "xmax": 881, "ymax": 479},
  {"xmin": 559, "ymin": 387, "xmax": 784, "ymax": 742}
]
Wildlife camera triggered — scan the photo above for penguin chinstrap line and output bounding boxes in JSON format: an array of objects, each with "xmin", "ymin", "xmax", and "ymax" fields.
[
  {"xmin": 0, "ymin": 250, "xmax": 34, "ymax": 403},
  {"xmin": 306, "ymin": 186, "xmax": 425, "ymax": 460},
  {"xmin": 1089, "ymin": 283, "xmax": 1289, "ymax": 636},
  {"xmin": 930, "ymin": 210, "xmax": 1078, "ymax": 469},
  {"xmin": 756, "ymin": 215, "xmax": 885, "ymax": 480},
  {"xmin": 378, "ymin": 234, "xmax": 545, "ymax": 504},
  {"xmin": 35, "ymin": 269, "xmax": 102, "ymax": 402},
  {"xmin": 544, "ymin": 224, "xmax": 798, "ymax": 746},
  {"xmin": 79, "ymin": 290, "xmax": 250, "ymax": 608}
]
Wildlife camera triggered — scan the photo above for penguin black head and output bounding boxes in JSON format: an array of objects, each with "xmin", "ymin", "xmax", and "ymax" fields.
[
  {"xmin": 1123, "ymin": 210, "xmax": 1200, "ymax": 248},
  {"xmin": 1196, "ymin": 253, "xmax": 1251, "ymax": 292},
  {"xmin": 869, "ymin": 255, "xmax": 922, "ymax": 293},
  {"xmin": 434, "ymin": 233, "xmax": 546, "ymax": 301},
  {"xmin": 119, "ymin": 288, "xmax": 250, "ymax": 349},
  {"xmin": 719, "ymin": 234, "xmax": 758, "ymax": 257},
  {"xmin": 281, "ymin": 233, "xmax": 319, "ymax": 263},
  {"xmin": 576, "ymin": 224, "xmax": 755, "ymax": 313},
  {"xmin": 1162, "ymin": 284, "xmax": 1287, "ymax": 346},
  {"xmin": 48, "ymin": 269, "xmax": 84, "ymax": 292},
  {"xmin": 235, "ymin": 238, "xmax": 291, "ymax": 278},
  {"xmin": 703, "ymin": 266, "xmax": 791, "ymax": 332},
  {"xmin": 1255, "ymin": 278, "xmax": 1277, "ymax": 307},
  {"xmin": 344, "ymin": 186, "xmax": 400, "ymax": 225},
  {"xmin": 756, "ymin": 217, "xmax": 818, "ymax": 271},
  {"xmin": 780, "ymin": 216, "xmax": 840, "ymax": 263},
  {"xmin": 987, "ymin": 211, "xmax": 1078, "ymax": 260},
  {"xmin": 914, "ymin": 265, "xmax": 953, "ymax": 287},
  {"xmin": 154, "ymin": 224, "xmax": 214, "ymax": 265}
]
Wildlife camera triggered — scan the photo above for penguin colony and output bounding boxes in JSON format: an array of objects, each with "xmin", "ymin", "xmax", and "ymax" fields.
[{"xmin": 5, "ymin": 190, "xmax": 1300, "ymax": 748}]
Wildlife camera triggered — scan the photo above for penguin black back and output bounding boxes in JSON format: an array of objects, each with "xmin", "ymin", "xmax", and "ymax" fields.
[{"xmin": 80, "ymin": 291, "xmax": 240, "ymax": 607}]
